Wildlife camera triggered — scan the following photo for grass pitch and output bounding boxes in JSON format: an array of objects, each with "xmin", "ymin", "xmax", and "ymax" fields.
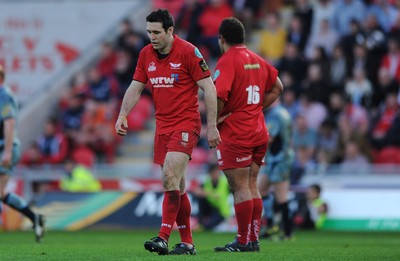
[{"xmin": 0, "ymin": 230, "xmax": 399, "ymax": 260}]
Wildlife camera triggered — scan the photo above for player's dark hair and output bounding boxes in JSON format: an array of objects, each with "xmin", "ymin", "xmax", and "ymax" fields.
[
  {"xmin": 310, "ymin": 184, "xmax": 321, "ymax": 195},
  {"xmin": 219, "ymin": 17, "xmax": 245, "ymax": 46},
  {"xmin": 146, "ymin": 9, "xmax": 174, "ymax": 32}
]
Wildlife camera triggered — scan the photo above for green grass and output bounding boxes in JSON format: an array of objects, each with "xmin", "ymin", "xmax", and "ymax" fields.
[{"xmin": 0, "ymin": 230, "xmax": 399, "ymax": 260}]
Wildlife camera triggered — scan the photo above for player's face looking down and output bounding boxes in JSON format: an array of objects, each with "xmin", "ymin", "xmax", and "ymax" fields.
[{"xmin": 146, "ymin": 22, "xmax": 173, "ymax": 54}]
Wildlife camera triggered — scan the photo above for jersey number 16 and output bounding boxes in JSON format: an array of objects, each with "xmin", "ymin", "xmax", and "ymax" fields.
[{"xmin": 246, "ymin": 85, "xmax": 260, "ymax": 104}]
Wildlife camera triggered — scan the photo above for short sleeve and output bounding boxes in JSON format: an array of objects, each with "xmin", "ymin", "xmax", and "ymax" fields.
[
  {"xmin": 132, "ymin": 49, "xmax": 148, "ymax": 84},
  {"xmin": 187, "ymin": 47, "xmax": 211, "ymax": 82},
  {"xmin": 1, "ymin": 98, "xmax": 16, "ymax": 121},
  {"xmin": 214, "ymin": 58, "xmax": 234, "ymax": 103}
]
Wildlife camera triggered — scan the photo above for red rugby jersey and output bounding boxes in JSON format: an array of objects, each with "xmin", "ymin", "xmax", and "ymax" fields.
[
  {"xmin": 133, "ymin": 35, "xmax": 210, "ymax": 134},
  {"xmin": 214, "ymin": 45, "xmax": 278, "ymax": 146}
]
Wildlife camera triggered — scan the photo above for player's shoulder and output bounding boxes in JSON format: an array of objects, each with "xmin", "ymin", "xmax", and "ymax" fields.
[
  {"xmin": 175, "ymin": 37, "xmax": 199, "ymax": 56},
  {"xmin": 139, "ymin": 44, "xmax": 154, "ymax": 56}
]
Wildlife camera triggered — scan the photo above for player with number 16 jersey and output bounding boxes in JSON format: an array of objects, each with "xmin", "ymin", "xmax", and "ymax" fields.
[{"xmin": 214, "ymin": 45, "xmax": 278, "ymax": 148}]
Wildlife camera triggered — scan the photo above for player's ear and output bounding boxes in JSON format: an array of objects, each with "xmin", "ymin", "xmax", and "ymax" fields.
[{"xmin": 167, "ymin": 26, "xmax": 174, "ymax": 36}]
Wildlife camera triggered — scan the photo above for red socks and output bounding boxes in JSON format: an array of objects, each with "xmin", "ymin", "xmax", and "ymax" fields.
[
  {"xmin": 250, "ymin": 198, "xmax": 263, "ymax": 242},
  {"xmin": 234, "ymin": 200, "xmax": 253, "ymax": 245},
  {"xmin": 175, "ymin": 193, "xmax": 193, "ymax": 244},
  {"xmin": 159, "ymin": 190, "xmax": 180, "ymax": 241}
]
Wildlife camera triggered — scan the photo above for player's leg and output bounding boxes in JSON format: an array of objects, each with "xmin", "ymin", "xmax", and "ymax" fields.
[
  {"xmin": 249, "ymin": 162, "xmax": 262, "ymax": 251},
  {"xmin": 258, "ymin": 164, "xmax": 277, "ymax": 237},
  {"xmin": 0, "ymin": 145, "xmax": 44, "ymax": 243},
  {"xmin": 248, "ymin": 144, "xmax": 267, "ymax": 251},
  {"xmin": 214, "ymin": 143, "xmax": 253, "ymax": 252},
  {"xmin": 214, "ymin": 167, "xmax": 253, "ymax": 252},
  {"xmin": 275, "ymin": 179, "xmax": 293, "ymax": 240},
  {"xmin": 169, "ymin": 176, "xmax": 196, "ymax": 255},
  {"xmin": 145, "ymin": 151, "xmax": 188, "ymax": 255}
]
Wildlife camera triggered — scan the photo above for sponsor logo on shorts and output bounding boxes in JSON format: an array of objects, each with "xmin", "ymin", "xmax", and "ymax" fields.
[
  {"xmin": 218, "ymin": 160, "xmax": 224, "ymax": 166},
  {"xmin": 216, "ymin": 150, "xmax": 221, "ymax": 160},
  {"xmin": 236, "ymin": 155, "xmax": 252, "ymax": 162},
  {"xmin": 182, "ymin": 132, "xmax": 189, "ymax": 142},
  {"xmin": 148, "ymin": 62, "xmax": 156, "ymax": 72},
  {"xmin": 180, "ymin": 142, "xmax": 188, "ymax": 148}
]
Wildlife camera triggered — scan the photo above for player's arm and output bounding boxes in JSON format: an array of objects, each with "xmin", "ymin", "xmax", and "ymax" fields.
[
  {"xmin": 263, "ymin": 77, "xmax": 284, "ymax": 110},
  {"xmin": 2, "ymin": 117, "xmax": 15, "ymax": 167},
  {"xmin": 197, "ymin": 77, "xmax": 222, "ymax": 148},
  {"xmin": 115, "ymin": 80, "xmax": 146, "ymax": 136}
]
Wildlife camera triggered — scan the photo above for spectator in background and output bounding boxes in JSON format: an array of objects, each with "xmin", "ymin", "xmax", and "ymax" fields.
[
  {"xmin": 97, "ymin": 42, "xmax": 117, "ymax": 77},
  {"xmin": 114, "ymin": 49, "xmax": 135, "ymax": 98},
  {"xmin": 60, "ymin": 159, "xmax": 101, "ymax": 192},
  {"xmin": 368, "ymin": 0, "xmax": 399, "ymax": 33},
  {"xmin": 230, "ymin": 0, "xmax": 264, "ymax": 35},
  {"xmin": 291, "ymin": 145, "xmax": 317, "ymax": 183},
  {"xmin": 192, "ymin": 164, "xmax": 231, "ymax": 231},
  {"xmin": 20, "ymin": 143, "xmax": 44, "ymax": 166},
  {"xmin": 306, "ymin": 19, "xmax": 338, "ymax": 59},
  {"xmin": 345, "ymin": 67, "xmax": 373, "ymax": 107},
  {"xmin": 303, "ymin": 62, "xmax": 329, "ymax": 104},
  {"xmin": 373, "ymin": 68, "xmax": 399, "ymax": 109},
  {"xmin": 327, "ymin": 91, "xmax": 345, "ymax": 125},
  {"xmin": 87, "ymin": 67, "xmax": 118, "ymax": 103},
  {"xmin": 330, "ymin": 44, "xmax": 348, "ymax": 88},
  {"xmin": 370, "ymin": 92, "xmax": 400, "ymax": 150},
  {"xmin": 311, "ymin": 0, "xmax": 335, "ymax": 35},
  {"xmin": 340, "ymin": 141, "xmax": 369, "ymax": 173},
  {"xmin": 293, "ymin": 0, "xmax": 313, "ymax": 47},
  {"xmin": 379, "ymin": 37, "xmax": 400, "ymax": 83},
  {"xmin": 362, "ymin": 13, "xmax": 387, "ymax": 86},
  {"xmin": 301, "ymin": 184, "xmax": 328, "ymax": 229},
  {"xmin": 287, "ymin": 15, "xmax": 308, "ymax": 54},
  {"xmin": 175, "ymin": 0, "xmax": 204, "ymax": 46},
  {"xmin": 298, "ymin": 93, "xmax": 327, "ymax": 131},
  {"xmin": 333, "ymin": 0, "xmax": 366, "ymax": 36},
  {"xmin": 340, "ymin": 19, "xmax": 364, "ymax": 65},
  {"xmin": 36, "ymin": 119, "xmax": 68, "ymax": 165},
  {"xmin": 198, "ymin": 0, "xmax": 233, "ymax": 59},
  {"xmin": 316, "ymin": 120, "xmax": 338, "ymax": 162},
  {"xmin": 282, "ymin": 87, "xmax": 300, "ymax": 120},
  {"xmin": 334, "ymin": 115, "xmax": 371, "ymax": 163},
  {"xmin": 62, "ymin": 94, "xmax": 85, "ymax": 133},
  {"xmin": 293, "ymin": 114, "xmax": 318, "ymax": 160},
  {"xmin": 277, "ymin": 43, "xmax": 308, "ymax": 94},
  {"xmin": 82, "ymin": 99, "xmax": 117, "ymax": 163},
  {"xmin": 258, "ymin": 11, "xmax": 287, "ymax": 65}
]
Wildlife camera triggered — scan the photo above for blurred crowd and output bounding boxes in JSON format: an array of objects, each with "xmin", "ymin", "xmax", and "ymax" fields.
[{"xmin": 19, "ymin": 0, "xmax": 400, "ymax": 182}]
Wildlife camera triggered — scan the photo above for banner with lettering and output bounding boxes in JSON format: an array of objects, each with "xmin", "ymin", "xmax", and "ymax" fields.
[{"xmin": 0, "ymin": 1, "xmax": 138, "ymax": 105}]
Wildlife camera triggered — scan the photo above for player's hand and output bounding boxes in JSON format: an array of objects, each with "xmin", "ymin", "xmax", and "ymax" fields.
[
  {"xmin": 1, "ymin": 151, "xmax": 12, "ymax": 168},
  {"xmin": 207, "ymin": 126, "xmax": 221, "ymax": 149},
  {"xmin": 217, "ymin": 113, "xmax": 231, "ymax": 124},
  {"xmin": 115, "ymin": 115, "xmax": 128, "ymax": 136}
]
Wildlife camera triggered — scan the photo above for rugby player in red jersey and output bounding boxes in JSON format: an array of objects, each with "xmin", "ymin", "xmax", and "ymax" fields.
[
  {"xmin": 213, "ymin": 17, "xmax": 283, "ymax": 252},
  {"xmin": 115, "ymin": 9, "xmax": 221, "ymax": 255}
]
